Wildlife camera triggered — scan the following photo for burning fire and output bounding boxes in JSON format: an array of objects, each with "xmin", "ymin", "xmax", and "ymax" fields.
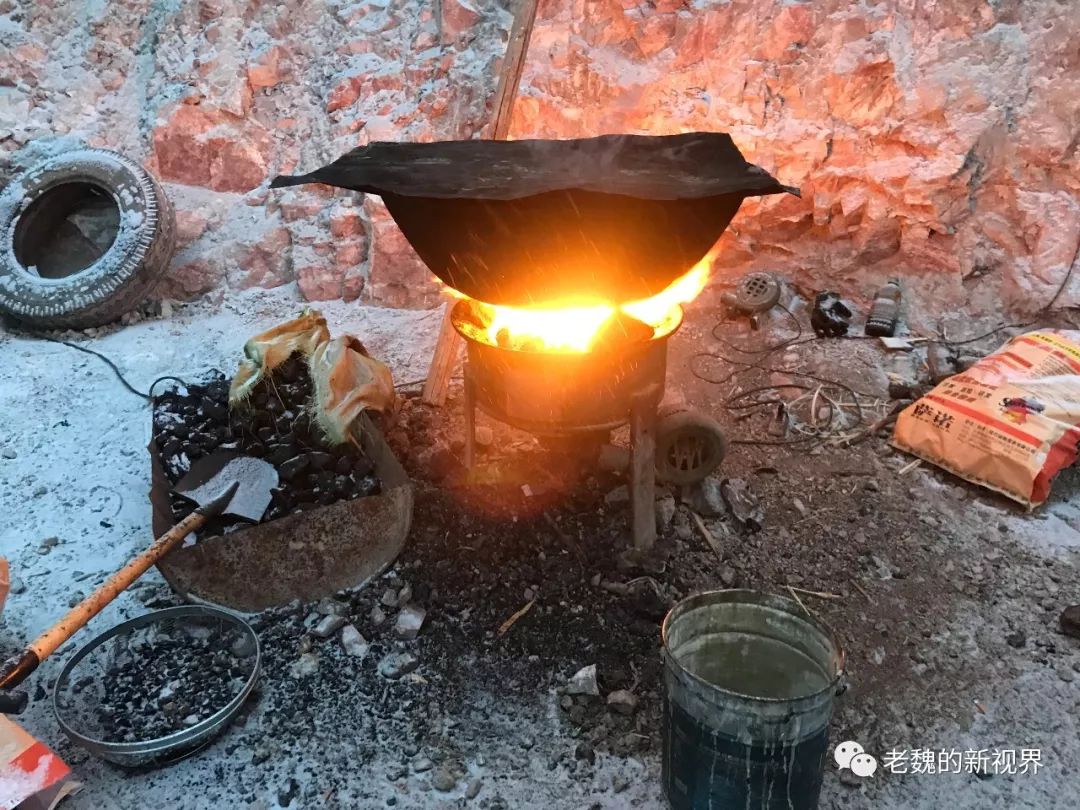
[{"xmin": 454, "ymin": 261, "xmax": 710, "ymax": 353}]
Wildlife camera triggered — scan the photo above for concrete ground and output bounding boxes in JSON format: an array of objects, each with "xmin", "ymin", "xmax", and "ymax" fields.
[{"xmin": 1, "ymin": 286, "xmax": 1077, "ymax": 809}]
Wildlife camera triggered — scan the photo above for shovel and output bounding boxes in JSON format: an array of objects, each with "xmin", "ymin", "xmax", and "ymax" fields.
[{"xmin": 0, "ymin": 452, "xmax": 278, "ymax": 714}]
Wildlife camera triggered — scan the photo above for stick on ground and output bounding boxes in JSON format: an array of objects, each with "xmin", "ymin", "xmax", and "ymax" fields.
[{"xmin": 690, "ymin": 510, "xmax": 724, "ymax": 564}]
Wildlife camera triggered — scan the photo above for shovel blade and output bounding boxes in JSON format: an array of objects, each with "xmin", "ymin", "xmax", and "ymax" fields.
[{"xmin": 173, "ymin": 452, "xmax": 279, "ymax": 522}]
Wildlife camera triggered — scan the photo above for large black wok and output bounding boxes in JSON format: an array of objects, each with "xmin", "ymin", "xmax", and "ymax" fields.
[{"xmin": 271, "ymin": 133, "xmax": 796, "ymax": 306}]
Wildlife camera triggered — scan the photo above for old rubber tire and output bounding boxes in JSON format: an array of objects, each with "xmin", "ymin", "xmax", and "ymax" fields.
[{"xmin": 0, "ymin": 148, "xmax": 175, "ymax": 329}]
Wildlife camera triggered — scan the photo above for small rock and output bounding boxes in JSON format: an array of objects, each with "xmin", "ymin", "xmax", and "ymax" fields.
[
  {"xmin": 654, "ymin": 494, "xmax": 676, "ymax": 532},
  {"xmin": 792, "ymin": 497, "xmax": 809, "ymax": 518},
  {"xmin": 719, "ymin": 565, "xmax": 737, "ymax": 587},
  {"xmin": 613, "ymin": 775, "xmax": 630, "ymax": 794},
  {"xmin": 686, "ymin": 476, "xmax": 726, "ymax": 517},
  {"xmin": 289, "ymin": 653, "xmax": 319, "ymax": 679},
  {"xmin": 32, "ymin": 485, "xmax": 47, "ymax": 497},
  {"xmin": 381, "ymin": 588, "xmax": 399, "ymax": 608},
  {"xmin": 37, "ymin": 536, "xmax": 60, "ymax": 555},
  {"xmin": 1060, "ymin": 605, "xmax": 1080, "ymax": 640},
  {"xmin": 277, "ymin": 777, "xmax": 299, "ymax": 807},
  {"xmin": 565, "ymin": 664, "xmax": 599, "ymax": 696},
  {"xmin": 1004, "ymin": 630, "xmax": 1026, "ymax": 649},
  {"xmin": 316, "ymin": 598, "xmax": 349, "ymax": 617},
  {"xmin": 606, "ymin": 689, "xmax": 639, "ymax": 715},
  {"xmin": 465, "ymin": 778, "xmax": 482, "ymax": 799},
  {"xmin": 341, "ymin": 624, "xmax": 369, "ymax": 658},
  {"xmin": 378, "ymin": 652, "xmax": 419, "ymax": 679},
  {"xmin": 864, "ymin": 479, "xmax": 881, "ymax": 493},
  {"xmin": 370, "ymin": 605, "xmax": 387, "ymax": 626},
  {"xmin": 231, "ymin": 634, "xmax": 257, "ymax": 658},
  {"xmin": 1057, "ymin": 665, "xmax": 1075, "ymax": 683},
  {"xmin": 312, "ymin": 615, "xmax": 347, "ymax": 639},
  {"xmin": 8, "ymin": 577, "xmax": 25, "ymax": 595},
  {"xmin": 431, "ymin": 767, "xmax": 455, "ymax": 792},
  {"xmin": 395, "ymin": 604, "xmax": 427, "ymax": 640},
  {"xmin": 1, "ymin": 448, "xmax": 17, "ymax": 459},
  {"xmin": 604, "ymin": 485, "xmax": 629, "ymax": 505},
  {"xmin": 412, "ymin": 756, "xmax": 434, "ymax": 773},
  {"xmin": 721, "ymin": 478, "xmax": 763, "ymax": 531},
  {"xmin": 397, "ymin": 583, "xmax": 413, "ymax": 605},
  {"xmin": 474, "ymin": 425, "xmax": 494, "ymax": 447},
  {"xmin": 574, "ymin": 741, "xmax": 596, "ymax": 765}
]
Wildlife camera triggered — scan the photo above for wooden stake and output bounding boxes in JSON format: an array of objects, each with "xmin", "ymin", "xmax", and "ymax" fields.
[
  {"xmin": 689, "ymin": 510, "xmax": 723, "ymax": 564},
  {"xmin": 421, "ymin": 302, "xmax": 463, "ymax": 406},
  {"xmin": 420, "ymin": 0, "xmax": 541, "ymax": 406},
  {"xmin": 630, "ymin": 394, "xmax": 658, "ymax": 551},
  {"xmin": 490, "ymin": 0, "xmax": 540, "ymax": 140}
]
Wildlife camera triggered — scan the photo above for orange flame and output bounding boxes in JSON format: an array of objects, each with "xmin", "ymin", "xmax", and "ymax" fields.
[{"xmin": 458, "ymin": 259, "xmax": 711, "ymax": 353}]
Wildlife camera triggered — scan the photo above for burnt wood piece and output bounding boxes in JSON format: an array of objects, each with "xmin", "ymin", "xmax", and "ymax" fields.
[{"xmin": 271, "ymin": 133, "xmax": 798, "ymax": 306}]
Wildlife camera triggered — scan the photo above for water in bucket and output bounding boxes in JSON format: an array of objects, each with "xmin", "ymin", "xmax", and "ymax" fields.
[{"xmin": 661, "ymin": 590, "xmax": 845, "ymax": 810}]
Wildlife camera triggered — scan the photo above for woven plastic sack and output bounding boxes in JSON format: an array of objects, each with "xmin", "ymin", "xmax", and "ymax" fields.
[
  {"xmin": 892, "ymin": 330, "xmax": 1080, "ymax": 508},
  {"xmin": 229, "ymin": 311, "xmax": 395, "ymax": 444}
]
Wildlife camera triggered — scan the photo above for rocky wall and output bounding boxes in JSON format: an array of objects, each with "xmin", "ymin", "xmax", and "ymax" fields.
[
  {"xmin": 0, "ymin": 0, "xmax": 509, "ymax": 308},
  {"xmin": 0, "ymin": 0, "xmax": 1077, "ymax": 316},
  {"xmin": 510, "ymin": 0, "xmax": 1079, "ymax": 316}
]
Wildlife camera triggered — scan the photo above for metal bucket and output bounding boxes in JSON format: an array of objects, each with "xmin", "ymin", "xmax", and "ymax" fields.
[{"xmin": 661, "ymin": 590, "xmax": 845, "ymax": 810}]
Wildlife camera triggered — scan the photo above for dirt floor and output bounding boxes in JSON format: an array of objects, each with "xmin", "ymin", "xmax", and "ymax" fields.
[{"xmin": 1, "ymin": 285, "xmax": 1078, "ymax": 809}]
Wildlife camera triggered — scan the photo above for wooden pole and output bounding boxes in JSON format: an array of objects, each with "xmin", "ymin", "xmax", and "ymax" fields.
[
  {"xmin": 630, "ymin": 393, "xmax": 658, "ymax": 551},
  {"xmin": 420, "ymin": 0, "xmax": 540, "ymax": 406},
  {"xmin": 420, "ymin": 300, "xmax": 463, "ymax": 405},
  {"xmin": 490, "ymin": 0, "xmax": 540, "ymax": 141}
]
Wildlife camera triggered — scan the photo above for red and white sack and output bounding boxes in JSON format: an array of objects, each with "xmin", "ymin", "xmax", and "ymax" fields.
[
  {"xmin": 893, "ymin": 330, "xmax": 1080, "ymax": 508},
  {"xmin": 0, "ymin": 715, "xmax": 80, "ymax": 809}
]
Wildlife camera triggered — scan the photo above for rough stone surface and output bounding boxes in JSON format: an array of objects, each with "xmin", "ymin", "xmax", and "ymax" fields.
[
  {"xmin": 511, "ymin": 0, "xmax": 1080, "ymax": 317},
  {"xmin": 0, "ymin": 0, "xmax": 510, "ymax": 309},
  {"xmin": 0, "ymin": 1, "xmax": 1076, "ymax": 316}
]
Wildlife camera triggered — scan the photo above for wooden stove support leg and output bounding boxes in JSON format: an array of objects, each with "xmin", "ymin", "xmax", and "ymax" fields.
[
  {"xmin": 629, "ymin": 394, "xmax": 658, "ymax": 551},
  {"xmin": 463, "ymin": 364, "xmax": 477, "ymax": 470}
]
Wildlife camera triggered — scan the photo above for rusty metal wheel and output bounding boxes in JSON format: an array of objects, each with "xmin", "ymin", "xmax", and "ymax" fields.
[{"xmin": 655, "ymin": 409, "xmax": 727, "ymax": 485}]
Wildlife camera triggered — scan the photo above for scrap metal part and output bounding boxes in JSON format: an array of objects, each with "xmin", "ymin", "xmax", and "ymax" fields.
[{"xmin": 152, "ymin": 414, "xmax": 412, "ymax": 611}]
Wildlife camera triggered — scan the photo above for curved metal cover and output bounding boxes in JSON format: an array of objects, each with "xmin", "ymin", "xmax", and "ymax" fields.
[{"xmin": 271, "ymin": 133, "xmax": 797, "ymax": 306}]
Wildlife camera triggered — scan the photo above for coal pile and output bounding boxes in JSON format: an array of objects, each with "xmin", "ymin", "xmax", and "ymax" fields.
[
  {"xmin": 152, "ymin": 354, "xmax": 380, "ymax": 538},
  {"xmin": 65, "ymin": 619, "xmax": 257, "ymax": 744}
]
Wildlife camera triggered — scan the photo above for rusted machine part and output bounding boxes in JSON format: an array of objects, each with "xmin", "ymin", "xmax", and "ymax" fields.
[
  {"xmin": 655, "ymin": 409, "xmax": 728, "ymax": 486},
  {"xmin": 151, "ymin": 414, "xmax": 412, "ymax": 612}
]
